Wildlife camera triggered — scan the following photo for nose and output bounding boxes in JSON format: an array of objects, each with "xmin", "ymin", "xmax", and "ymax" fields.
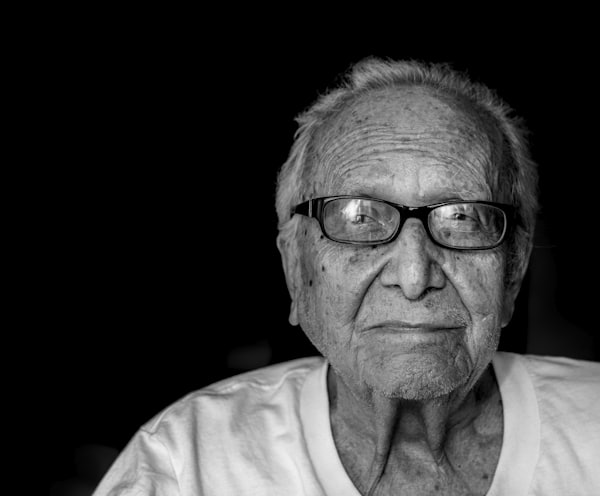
[{"xmin": 379, "ymin": 218, "xmax": 445, "ymax": 300}]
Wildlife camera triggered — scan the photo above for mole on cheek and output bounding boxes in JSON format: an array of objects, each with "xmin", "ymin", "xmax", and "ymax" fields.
[
  {"xmin": 447, "ymin": 252, "xmax": 462, "ymax": 271},
  {"xmin": 348, "ymin": 250, "xmax": 373, "ymax": 264}
]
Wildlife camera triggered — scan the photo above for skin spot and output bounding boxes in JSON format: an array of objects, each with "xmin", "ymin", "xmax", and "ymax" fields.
[
  {"xmin": 482, "ymin": 473, "xmax": 489, "ymax": 480},
  {"xmin": 321, "ymin": 265, "xmax": 326, "ymax": 272},
  {"xmin": 348, "ymin": 252, "xmax": 361, "ymax": 264},
  {"xmin": 320, "ymin": 235, "xmax": 324, "ymax": 240},
  {"xmin": 309, "ymin": 279, "xmax": 313, "ymax": 287},
  {"xmin": 434, "ymin": 483, "xmax": 440, "ymax": 491},
  {"xmin": 304, "ymin": 229, "xmax": 308, "ymax": 236}
]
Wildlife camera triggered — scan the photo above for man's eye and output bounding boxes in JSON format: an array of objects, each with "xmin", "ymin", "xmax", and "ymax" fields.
[
  {"xmin": 351, "ymin": 214, "xmax": 378, "ymax": 224},
  {"xmin": 452, "ymin": 212, "xmax": 473, "ymax": 221},
  {"xmin": 450, "ymin": 211, "xmax": 480, "ymax": 224}
]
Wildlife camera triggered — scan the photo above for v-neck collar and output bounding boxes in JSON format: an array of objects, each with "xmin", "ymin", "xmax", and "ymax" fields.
[{"xmin": 300, "ymin": 352, "xmax": 540, "ymax": 495}]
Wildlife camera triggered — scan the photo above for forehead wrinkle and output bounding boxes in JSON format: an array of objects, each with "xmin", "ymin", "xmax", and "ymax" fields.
[
  {"xmin": 319, "ymin": 129, "xmax": 488, "ymax": 161},
  {"xmin": 305, "ymin": 87, "xmax": 499, "ymax": 198},
  {"xmin": 316, "ymin": 134, "xmax": 493, "ymax": 198},
  {"xmin": 334, "ymin": 165, "xmax": 492, "ymax": 203},
  {"xmin": 446, "ymin": 166, "xmax": 492, "ymax": 200},
  {"xmin": 315, "ymin": 112, "xmax": 493, "ymax": 165}
]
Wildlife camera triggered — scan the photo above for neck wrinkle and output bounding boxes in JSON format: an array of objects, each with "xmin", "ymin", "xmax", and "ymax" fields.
[{"xmin": 328, "ymin": 366, "xmax": 498, "ymax": 493}]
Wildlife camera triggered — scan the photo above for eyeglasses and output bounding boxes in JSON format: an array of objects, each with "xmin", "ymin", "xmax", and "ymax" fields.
[{"xmin": 291, "ymin": 196, "xmax": 514, "ymax": 250}]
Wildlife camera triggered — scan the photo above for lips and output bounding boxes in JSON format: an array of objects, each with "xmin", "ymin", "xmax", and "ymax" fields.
[{"xmin": 363, "ymin": 320, "xmax": 466, "ymax": 333}]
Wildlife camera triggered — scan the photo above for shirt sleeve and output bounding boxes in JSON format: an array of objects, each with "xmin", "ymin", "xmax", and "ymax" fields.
[{"xmin": 92, "ymin": 428, "xmax": 181, "ymax": 496}]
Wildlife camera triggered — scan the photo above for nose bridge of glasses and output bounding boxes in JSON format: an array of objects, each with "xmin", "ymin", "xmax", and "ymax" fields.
[
  {"xmin": 389, "ymin": 205, "xmax": 432, "ymax": 245},
  {"xmin": 393, "ymin": 204, "xmax": 431, "ymax": 233},
  {"xmin": 401, "ymin": 204, "xmax": 432, "ymax": 220}
]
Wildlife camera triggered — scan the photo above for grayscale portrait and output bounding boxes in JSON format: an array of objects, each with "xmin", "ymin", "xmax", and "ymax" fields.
[{"xmin": 87, "ymin": 57, "xmax": 599, "ymax": 495}]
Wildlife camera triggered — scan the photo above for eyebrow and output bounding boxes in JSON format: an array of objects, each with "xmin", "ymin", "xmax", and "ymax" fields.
[{"xmin": 343, "ymin": 189, "xmax": 469, "ymax": 205}]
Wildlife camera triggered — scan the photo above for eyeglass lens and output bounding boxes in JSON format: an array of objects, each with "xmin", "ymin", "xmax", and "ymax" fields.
[{"xmin": 322, "ymin": 198, "xmax": 506, "ymax": 248}]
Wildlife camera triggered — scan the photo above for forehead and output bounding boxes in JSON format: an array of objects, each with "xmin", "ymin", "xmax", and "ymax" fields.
[
  {"xmin": 305, "ymin": 86, "xmax": 500, "ymax": 201},
  {"xmin": 330, "ymin": 86, "xmax": 477, "ymax": 131}
]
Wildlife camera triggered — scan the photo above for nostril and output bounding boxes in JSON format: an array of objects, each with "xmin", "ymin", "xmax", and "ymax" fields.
[{"xmin": 390, "ymin": 284, "xmax": 439, "ymax": 302}]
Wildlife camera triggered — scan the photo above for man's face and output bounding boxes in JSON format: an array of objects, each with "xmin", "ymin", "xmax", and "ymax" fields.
[{"xmin": 285, "ymin": 87, "xmax": 510, "ymax": 400}]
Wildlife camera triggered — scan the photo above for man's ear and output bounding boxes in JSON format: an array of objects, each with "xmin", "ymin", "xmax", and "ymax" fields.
[
  {"xmin": 501, "ymin": 294, "xmax": 516, "ymax": 328},
  {"xmin": 502, "ymin": 242, "xmax": 534, "ymax": 328},
  {"xmin": 277, "ymin": 231, "xmax": 301, "ymax": 326},
  {"xmin": 501, "ymin": 281, "xmax": 521, "ymax": 328}
]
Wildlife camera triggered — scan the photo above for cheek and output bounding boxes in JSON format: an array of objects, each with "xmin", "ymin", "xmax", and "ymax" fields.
[
  {"xmin": 298, "ymin": 228, "xmax": 325, "ymax": 289},
  {"xmin": 297, "ymin": 238, "xmax": 353, "ymax": 352},
  {"xmin": 298, "ymin": 236, "xmax": 383, "ymax": 326},
  {"xmin": 296, "ymin": 230, "xmax": 331, "ymax": 333},
  {"xmin": 317, "ymin": 244, "xmax": 384, "ymax": 298},
  {"xmin": 445, "ymin": 251, "xmax": 506, "ymax": 331},
  {"xmin": 437, "ymin": 251, "xmax": 506, "ymax": 372}
]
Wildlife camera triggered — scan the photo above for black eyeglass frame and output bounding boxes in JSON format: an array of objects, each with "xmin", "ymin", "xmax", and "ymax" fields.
[{"xmin": 291, "ymin": 195, "xmax": 515, "ymax": 250}]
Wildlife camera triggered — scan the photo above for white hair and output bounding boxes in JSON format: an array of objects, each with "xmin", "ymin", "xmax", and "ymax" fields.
[{"xmin": 275, "ymin": 57, "xmax": 538, "ymax": 289}]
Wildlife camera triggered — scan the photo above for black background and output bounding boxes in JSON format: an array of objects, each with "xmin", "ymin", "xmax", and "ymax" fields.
[{"xmin": 36, "ymin": 21, "xmax": 598, "ymax": 494}]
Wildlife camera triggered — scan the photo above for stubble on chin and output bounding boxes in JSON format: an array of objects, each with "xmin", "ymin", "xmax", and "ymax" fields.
[
  {"xmin": 363, "ymin": 355, "xmax": 472, "ymax": 401},
  {"xmin": 337, "ymin": 333, "xmax": 476, "ymax": 402}
]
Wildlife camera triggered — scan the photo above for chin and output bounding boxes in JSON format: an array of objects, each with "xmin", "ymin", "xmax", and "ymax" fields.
[{"xmin": 362, "ymin": 353, "xmax": 473, "ymax": 400}]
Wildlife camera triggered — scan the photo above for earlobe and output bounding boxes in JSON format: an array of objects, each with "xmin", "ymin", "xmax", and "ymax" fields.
[
  {"xmin": 289, "ymin": 300, "xmax": 299, "ymax": 326},
  {"xmin": 500, "ymin": 299, "xmax": 515, "ymax": 328},
  {"xmin": 501, "ymin": 284, "xmax": 519, "ymax": 328},
  {"xmin": 277, "ymin": 232, "xmax": 300, "ymax": 327}
]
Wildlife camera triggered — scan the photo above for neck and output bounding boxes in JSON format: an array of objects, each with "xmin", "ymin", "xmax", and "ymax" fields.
[{"xmin": 328, "ymin": 365, "xmax": 501, "ymax": 494}]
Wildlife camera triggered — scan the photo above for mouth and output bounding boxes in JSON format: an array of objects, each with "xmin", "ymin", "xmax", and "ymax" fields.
[{"xmin": 364, "ymin": 320, "xmax": 466, "ymax": 334}]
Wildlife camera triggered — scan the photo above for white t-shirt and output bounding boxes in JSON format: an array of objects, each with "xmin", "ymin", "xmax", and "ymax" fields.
[{"xmin": 93, "ymin": 352, "xmax": 600, "ymax": 495}]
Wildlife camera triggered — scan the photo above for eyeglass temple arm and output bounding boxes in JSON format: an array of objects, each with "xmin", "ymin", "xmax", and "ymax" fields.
[{"xmin": 291, "ymin": 199, "xmax": 315, "ymax": 218}]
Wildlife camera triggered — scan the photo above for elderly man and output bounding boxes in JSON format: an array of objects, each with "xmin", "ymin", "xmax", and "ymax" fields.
[{"xmin": 94, "ymin": 58, "xmax": 599, "ymax": 495}]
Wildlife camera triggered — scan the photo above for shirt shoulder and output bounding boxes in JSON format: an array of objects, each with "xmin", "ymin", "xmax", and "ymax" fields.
[
  {"xmin": 511, "ymin": 353, "xmax": 600, "ymax": 494},
  {"xmin": 141, "ymin": 356, "xmax": 326, "ymax": 436},
  {"xmin": 519, "ymin": 354, "xmax": 600, "ymax": 400},
  {"xmin": 93, "ymin": 357, "xmax": 328, "ymax": 496},
  {"xmin": 519, "ymin": 353, "xmax": 600, "ymax": 380},
  {"xmin": 514, "ymin": 353, "xmax": 600, "ymax": 425}
]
